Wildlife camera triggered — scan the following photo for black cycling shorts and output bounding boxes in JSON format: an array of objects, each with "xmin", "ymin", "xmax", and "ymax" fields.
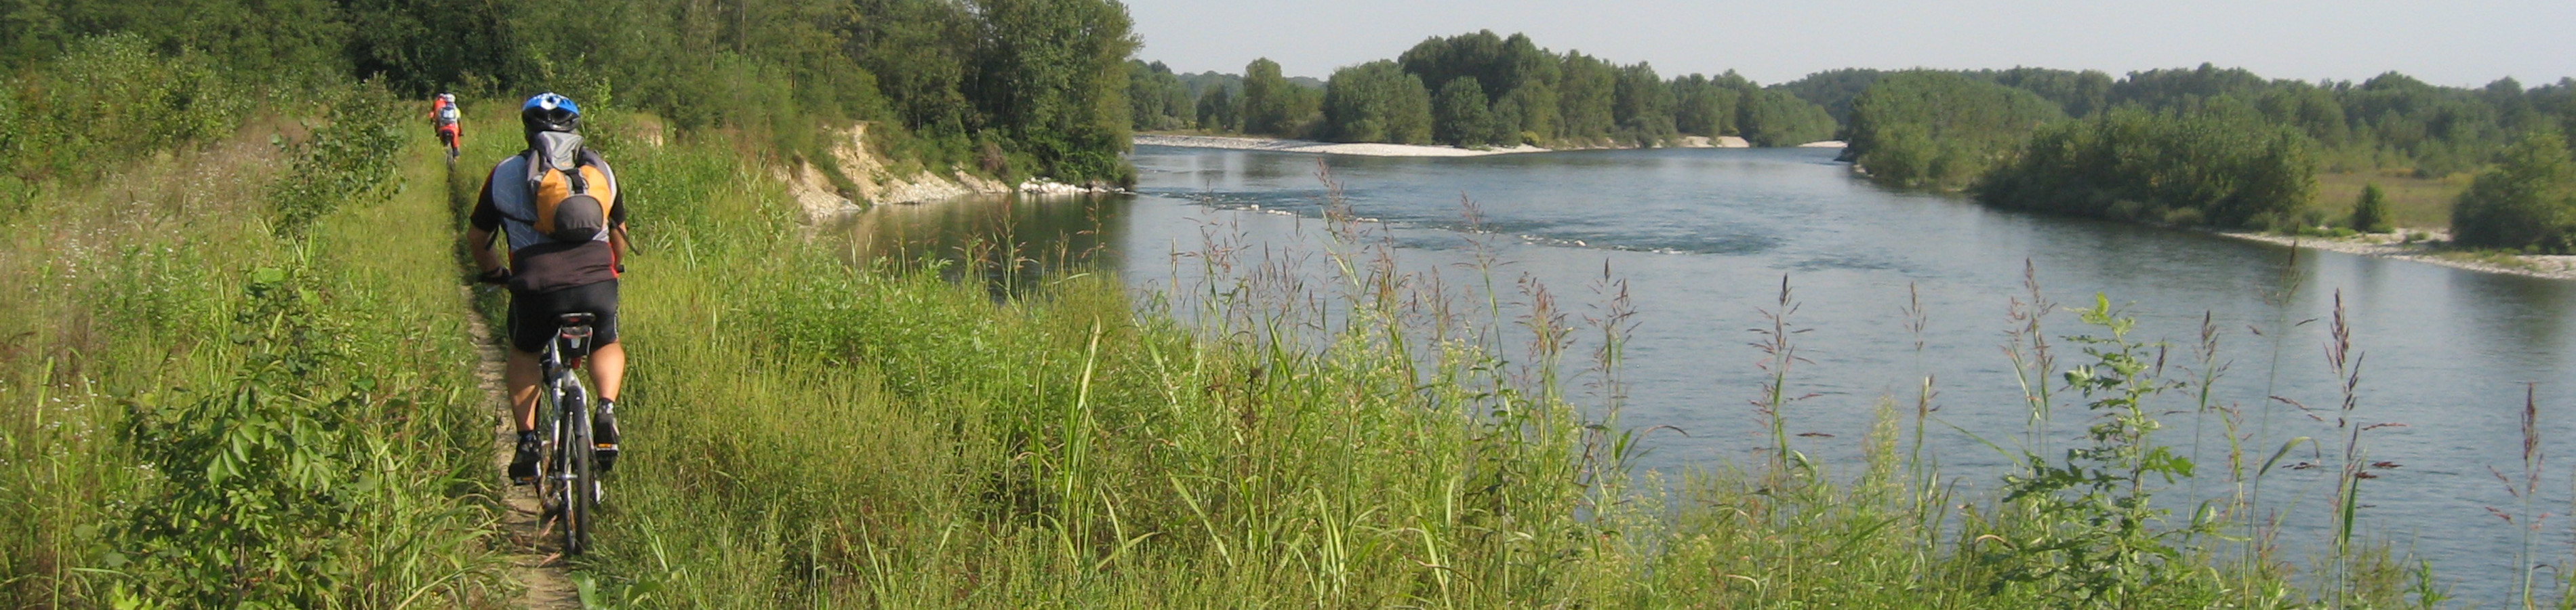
[{"xmin": 507, "ymin": 279, "xmax": 619, "ymax": 353}]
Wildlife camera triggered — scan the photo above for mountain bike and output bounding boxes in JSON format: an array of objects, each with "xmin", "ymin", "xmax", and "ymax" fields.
[
  {"xmin": 537, "ymin": 312, "xmax": 603, "ymax": 555},
  {"xmin": 439, "ymin": 129, "xmax": 461, "ymax": 165}
]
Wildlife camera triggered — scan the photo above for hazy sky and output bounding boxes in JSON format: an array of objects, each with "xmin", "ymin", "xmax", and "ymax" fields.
[{"xmin": 1121, "ymin": 0, "xmax": 2575, "ymax": 88}]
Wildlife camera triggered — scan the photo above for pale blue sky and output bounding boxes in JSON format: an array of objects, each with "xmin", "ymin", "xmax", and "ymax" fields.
[{"xmin": 1122, "ymin": 0, "xmax": 2574, "ymax": 88}]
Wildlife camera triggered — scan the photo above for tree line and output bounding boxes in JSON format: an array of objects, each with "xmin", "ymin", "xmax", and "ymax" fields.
[
  {"xmin": 1, "ymin": 0, "xmax": 1144, "ymax": 184},
  {"xmin": 1129, "ymin": 30, "xmax": 1836, "ymax": 148},
  {"xmin": 1824, "ymin": 64, "xmax": 2576, "ymax": 250}
]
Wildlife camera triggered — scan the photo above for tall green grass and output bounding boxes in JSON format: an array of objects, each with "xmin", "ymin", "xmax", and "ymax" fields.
[
  {"xmin": 0, "ymin": 55, "xmax": 510, "ymax": 605},
  {"xmin": 580, "ymin": 135, "xmax": 1596, "ymax": 605}
]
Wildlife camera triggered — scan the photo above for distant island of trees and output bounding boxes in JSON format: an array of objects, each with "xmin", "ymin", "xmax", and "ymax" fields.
[
  {"xmin": 1831, "ymin": 64, "xmax": 2576, "ymax": 250},
  {"xmin": 1125, "ymin": 30, "xmax": 1837, "ymax": 150},
  {"xmin": 1138, "ymin": 33, "xmax": 2576, "ymax": 252}
]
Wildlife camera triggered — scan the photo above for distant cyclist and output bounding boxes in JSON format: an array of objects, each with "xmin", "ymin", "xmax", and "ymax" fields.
[
  {"xmin": 466, "ymin": 92, "xmax": 630, "ymax": 483},
  {"xmin": 432, "ymin": 93, "xmax": 464, "ymax": 159}
]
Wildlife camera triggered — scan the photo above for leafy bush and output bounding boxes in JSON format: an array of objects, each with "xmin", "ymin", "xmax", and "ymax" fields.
[
  {"xmin": 1994, "ymin": 297, "xmax": 2205, "ymax": 605},
  {"xmin": 1977, "ymin": 106, "xmax": 2320, "ymax": 228},
  {"xmin": 115, "ymin": 267, "xmax": 370, "ymax": 606},
  {"xmin": 0, "ymin": 34, "xmax": 245, "ymax": 183},
  {"xmin": 269, "ymin": 85, "xmax": 405, "ymax": 237},
  {"xmin": 2451, "ymin": 129, "xmax": 2576, "ymax": 252}
]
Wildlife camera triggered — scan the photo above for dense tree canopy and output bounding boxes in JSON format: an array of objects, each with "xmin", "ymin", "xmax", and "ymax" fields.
[
  {"xmin": 1672, "ymin": 72, "xmax": 1754, "ymax": 138},
  {"xmin": 1737, "ymin": 89, "xmax": 1837, "ymax": 147},
  {"xmin": 1127, "ymin": 60, "xmax": 1193, "ymax": 131},
  {"xmin": 1553, "ymin": 52, "xmax": 1618, "ymax": 143},
  {"xmin": 0, "ymin": 0, "xmax": 1147, "ymax": 184},
  {"xmin": 967, "ymin": 0, "xmax": 1138, "ymax": 180},
  {"xmin": 2108, "ymin": 64, "xmax": 2270, "ymax": 112},
  {"xmin": 1320, "ymin": 60, "xmax": 1430, "ymax": 144},
  {"xmin": 1977, "ymin": 106, "xmax": 2319, "ymax": 229},
  {"xmin": 1165, "ymin": 31, "xmax": 1844, "ymax": 149},
  {"xmin": 1239, "ymin": 58, "xmax": 1321, "ymax": 136},
  {"xmin": 1194, "ymin": 86, "xmax": 1239, "ymax": 131},
  {"xmin": 1846, "ymin": 70, "xmax": 2065, "ymax": 189},
  {"xmin": 1974, "ymin": 67, "xmax": 2112, "ymax": 118},
  {"xmin": 1432, "ymin": 77, "xmax": 1502, "ymax": 146},
  {"xmin": 1773, "ymin": 68, "xmax": 1885, "ymax": 127},
  {"xmin": 1611, "ymin": 62, "xmax": 1677, "ymax": 146},
  {"xmin": 2453, "ymin": 129, "xmax": 2576, "ymax": 251}
]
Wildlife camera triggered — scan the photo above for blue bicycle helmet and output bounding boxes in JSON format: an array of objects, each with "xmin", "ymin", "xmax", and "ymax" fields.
[{"xmin": 521, "ymin": 92, "xmax": 581, "ymax": 133}]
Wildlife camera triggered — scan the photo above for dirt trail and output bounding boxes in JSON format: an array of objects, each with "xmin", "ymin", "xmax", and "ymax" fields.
[{"xmin": 464, "ymin": 289, "xmax": 580, "ymax": 608}]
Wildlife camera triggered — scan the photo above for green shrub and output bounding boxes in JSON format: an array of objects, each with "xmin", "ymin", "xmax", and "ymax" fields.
[
  {"xmin": 0, "ymin": 34, "xmax": 245, "ymax": 183},
  {"xmin": 115, "ymin": 266, "xmax": 369, "ymax": 606},
  {"xmin": 269, "ymin": 85, "xmax": 405, "ymax": 237},
  {"xmin": 1994, "ymin": 297, "xmax": 2204, "ymax": 605},
  {"xmin": 2350, "ymin": 184, "xmax": 2394, "ymax": 232},
  {"xmin": 2452, "ymin": 129, "xmax": 2576, "ymax": 252}
]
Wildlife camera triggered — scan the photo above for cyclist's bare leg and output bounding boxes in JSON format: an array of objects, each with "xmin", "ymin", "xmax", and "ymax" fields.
[
  {"xmin": 588, "ymin": 342, "xmax": 624, "ymax": 402},
  {"xmin": 506, "ymin": 349, "xmax": 541, "ymax": 430}
]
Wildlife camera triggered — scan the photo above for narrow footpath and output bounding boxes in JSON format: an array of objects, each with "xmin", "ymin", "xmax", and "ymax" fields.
[
  {"xmin": 429, "ymin": 124, "xmax": 580, "ymax": 607},
  {"xmin": 464, "ymin": 291, "xmax": 582, "ymax": 608}
]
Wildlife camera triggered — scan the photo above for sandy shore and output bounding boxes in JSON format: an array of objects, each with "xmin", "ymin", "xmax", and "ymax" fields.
[
  {"xmin": 1133, "ymin": 134, "xmax": 1780, "ymax": 157},
  {"xmin": 2211, "ymin": 229, "xmax": 2576, "ymax": 281}
]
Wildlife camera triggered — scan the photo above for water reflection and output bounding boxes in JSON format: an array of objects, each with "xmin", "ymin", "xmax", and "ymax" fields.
[
  {"xmin": 824, "ymin": 192, "xmax": 1133, "ymax": 294},
  {"xmin": 2452, "ymin": 270, "xmax": 2572, "ymax": 357}
]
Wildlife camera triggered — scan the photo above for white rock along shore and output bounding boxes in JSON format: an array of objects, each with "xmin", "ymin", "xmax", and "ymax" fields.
[
  {"xmin": 2211, "ymin": 228, "xmax": 2576, "ymax": 281},
  {"xmin": 1133, "ymin": 134, "xmax": 1544, "ymax": 157}
]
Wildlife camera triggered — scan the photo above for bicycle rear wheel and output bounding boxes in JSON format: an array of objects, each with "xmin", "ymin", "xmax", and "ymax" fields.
[{"xmin": 559, "ymin": 392, "xmax": 597, "ymax": 555}]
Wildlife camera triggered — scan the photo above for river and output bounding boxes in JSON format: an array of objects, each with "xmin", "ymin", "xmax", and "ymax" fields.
[{"xmin": 829, "ymin": 144, "xmax": 2576, "ymax": 603}]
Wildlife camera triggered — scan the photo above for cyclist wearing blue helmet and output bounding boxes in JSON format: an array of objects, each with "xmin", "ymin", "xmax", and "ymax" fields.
[{"xmin": 468, "ymin": 92, "xmax": 632, "ymax": 483}]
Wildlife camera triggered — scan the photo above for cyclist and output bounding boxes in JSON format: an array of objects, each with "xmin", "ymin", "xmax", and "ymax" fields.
[
  {"xmin": 432, "ymin": 93, "xmax": 463, "ymax": 156},
  {"xmin": 466, "ymin": 92, "xmax": 630, "ymax": 484}
]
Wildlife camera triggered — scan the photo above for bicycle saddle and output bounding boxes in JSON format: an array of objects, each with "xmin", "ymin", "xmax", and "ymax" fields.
[{"xmin": 555, "ymin": 312, "xmax": 599, "ymax": 357}]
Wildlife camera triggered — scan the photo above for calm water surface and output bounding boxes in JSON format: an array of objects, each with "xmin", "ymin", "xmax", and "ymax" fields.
[{"xmin": 831, "ymin": 145, "xmax": 2576, "ymax": 603}]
